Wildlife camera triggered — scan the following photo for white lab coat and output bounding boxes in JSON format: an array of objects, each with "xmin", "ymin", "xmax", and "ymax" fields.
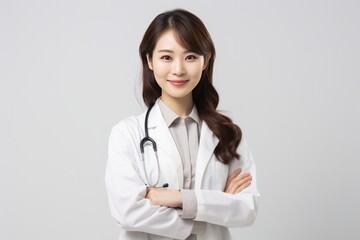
[{"xmin": 105, "ymin": 101, "xmax": 260, "ymax": 240}]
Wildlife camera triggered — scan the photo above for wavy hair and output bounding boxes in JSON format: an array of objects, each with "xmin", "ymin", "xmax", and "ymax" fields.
[{"xmin": 139, "ymin": 9, "xmax": 242, "ymax": 164}]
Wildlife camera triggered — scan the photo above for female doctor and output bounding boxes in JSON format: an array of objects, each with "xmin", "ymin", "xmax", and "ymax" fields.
[{"xmin": 105, "ymin": 9, "xmax": 260, "ymax": 240}]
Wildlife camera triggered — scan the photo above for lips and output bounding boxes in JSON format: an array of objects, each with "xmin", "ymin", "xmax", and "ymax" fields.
[{"xmin": 167, "ymin": 80, "xmax": 189, "ymax": 86}]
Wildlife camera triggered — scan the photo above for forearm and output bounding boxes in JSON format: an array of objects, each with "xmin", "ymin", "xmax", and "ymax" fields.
[
  {"xmin": 106, "ymin": 124, "xmax": 194, "ymax": 239},
  {"xmin": 194, "ymin": 189, "xmax": 260, "ymax": 227},
  {"xmin": 106, "ymin": 172, "xmax": 194, "ymax": 239},
  {"xmin": 146, "ymin": 188, "xmax": 182, "ymax": 208}
]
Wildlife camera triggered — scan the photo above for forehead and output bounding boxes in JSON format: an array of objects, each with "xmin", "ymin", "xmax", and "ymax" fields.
[{"xmin": 153, "ymin": 30, "xmax": 187, "ymax": 52}]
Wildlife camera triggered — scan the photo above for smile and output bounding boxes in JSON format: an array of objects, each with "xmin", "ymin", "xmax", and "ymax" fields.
[{"xmin": 167, "ymin": 80, "xmax": 189, "ymax": 87}]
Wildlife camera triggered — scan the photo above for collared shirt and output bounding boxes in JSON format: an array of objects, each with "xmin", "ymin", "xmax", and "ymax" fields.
[
  {"xmin": 158, "ymin": 99, "xmax": 201, "ymax": 190},
  {"xmin": 158, "ymin": 99, "xmax": 205, "ymax": 238}
]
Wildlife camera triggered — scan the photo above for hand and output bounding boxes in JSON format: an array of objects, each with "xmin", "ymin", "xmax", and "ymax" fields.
[
  {"xmin": 224, "ymin": 168, "xmax": 252, "ymax": 194},
  {"xmin": 146, "ymin": 188, "xmax": 182, "ymax": 208}
]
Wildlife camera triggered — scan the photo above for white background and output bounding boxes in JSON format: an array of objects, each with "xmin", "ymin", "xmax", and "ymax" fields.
[{"xmin": 1, "ymin": 0, "xmax": 359, "ymax": 239}]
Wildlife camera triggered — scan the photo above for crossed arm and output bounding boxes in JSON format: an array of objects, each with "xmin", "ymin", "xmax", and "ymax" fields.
[{"xmin": 146, "ymin": 168, "xmax": 252, "ymax": 208}]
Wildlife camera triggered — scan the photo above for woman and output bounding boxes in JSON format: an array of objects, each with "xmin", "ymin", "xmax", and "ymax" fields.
[{"xmin": 106, "ymin": 9, "xmax": 260, "ymax": 240}]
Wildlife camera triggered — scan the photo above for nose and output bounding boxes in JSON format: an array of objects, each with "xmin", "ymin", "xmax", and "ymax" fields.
[{"xmin": 172, "ymin": 59, "xmax": 186, "ymax": 76}]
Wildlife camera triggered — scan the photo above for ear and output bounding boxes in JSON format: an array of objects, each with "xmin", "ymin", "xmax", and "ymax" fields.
[
  {"xmin": 146, "ymin": 54, "xmax": 153, "ymax": 70},
  {"xmin": 203, "ymin": 53, "xmax": 212, "ymax": 70}
]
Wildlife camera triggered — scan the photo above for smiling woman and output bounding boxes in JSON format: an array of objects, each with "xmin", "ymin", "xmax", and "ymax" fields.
[
  {"xmin": 146, "ymin": 30, "xmax": 206, "ymax": 115},
  {"xmin": 105, "ymin": 9, "xmax": 260, "ymax": 240}
]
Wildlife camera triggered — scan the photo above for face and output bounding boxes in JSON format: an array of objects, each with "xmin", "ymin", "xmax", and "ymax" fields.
[{"xmin": 147, "ymin": 30, "xmax": 207, "ymax": 104}]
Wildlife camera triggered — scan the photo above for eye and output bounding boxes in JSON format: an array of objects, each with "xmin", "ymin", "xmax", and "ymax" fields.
[
  {"xmin": 160, "ymin": 55, "xmax": 172, "ymax": 61},
  {"xmin": 185, "ymin": 55, "xmax": 197, "ymax": 61}
]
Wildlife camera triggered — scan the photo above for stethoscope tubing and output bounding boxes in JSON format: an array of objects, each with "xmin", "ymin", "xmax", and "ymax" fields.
[{"xmin": 140, "ymin": 104, "xmax": 161, "ymax": 187}]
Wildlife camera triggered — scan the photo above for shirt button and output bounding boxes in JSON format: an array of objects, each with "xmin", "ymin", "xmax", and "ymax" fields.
[{"xmin": 186, "ymin": 178, "xmax": 190, "ymax": 182}]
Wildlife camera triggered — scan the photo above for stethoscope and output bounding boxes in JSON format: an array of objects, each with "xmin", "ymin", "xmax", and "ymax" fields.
[{"xmin": 140, "ymin": 104, "xmax": 169, "ymax": 188}]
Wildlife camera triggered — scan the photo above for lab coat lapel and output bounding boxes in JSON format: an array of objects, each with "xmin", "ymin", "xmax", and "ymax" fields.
[
  {"xmin": 195, "ymin": 121, "xmax": 219, "ymax": 189},
  {"xmin": 147, "ymin": 103, "xmax": 184, "ymax": 189}
]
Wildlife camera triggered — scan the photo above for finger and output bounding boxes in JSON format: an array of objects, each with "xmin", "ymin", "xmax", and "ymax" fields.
[
  {"xmin": 224, "ymin": 169, "xmax": 242, "ymax": 193},
  {"xmin": 234, "ymin": 180, "xmax": 252, "ymax": 194},
  {"xmin": 234, "ymin": 172, "xmax": 251, "ymax": 181},
  {"xmin": 230, "ymin": 178, "xmax": 252, "ymax": 194},
  {"xmin": 228, "ymin": 172, "xmax": 251, "ymax": 191},
  {"xmin": 228, "ymin": 168, "xmax": 241, "ymax": 180},
  {"xmin": 225, "ymin": 170, "xmax": 247, "ymax": 193},
  {"xmin": 227, "ymin": 168, "xmax": 242, "ymax": 184},
  {"xmin": 229, "ymin": 174, "xmax": 252, "ymax": 194}
]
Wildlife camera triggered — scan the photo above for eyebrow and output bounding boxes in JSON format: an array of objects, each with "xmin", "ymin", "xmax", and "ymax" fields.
[{"xmin": 157, "ymin": 49, "xmax": 194, "ymax": 54}]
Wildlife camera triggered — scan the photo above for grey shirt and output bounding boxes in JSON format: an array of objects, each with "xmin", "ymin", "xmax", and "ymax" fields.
[{"xmin": 158, "ymin": 100, "xmax": 205, "ymax": 237}]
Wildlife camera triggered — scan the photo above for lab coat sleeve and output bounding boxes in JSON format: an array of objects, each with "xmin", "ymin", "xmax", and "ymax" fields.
[
  {"xmin": 194, "ymin": 138, "xmax": 260, "ymax": 227},
  {"xmin": 105, "ymin": 119, "xmax": 194, "ymax": 239}
]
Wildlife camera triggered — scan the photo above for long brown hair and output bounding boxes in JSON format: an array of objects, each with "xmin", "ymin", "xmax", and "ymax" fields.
[{"xmin": 139, "ymin": 9, "xmax": 242, "ymax": 164}]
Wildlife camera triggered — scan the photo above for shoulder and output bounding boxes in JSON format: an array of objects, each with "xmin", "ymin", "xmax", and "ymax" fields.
[
  {"xmin": 109, "ymin": 112, "xmax": 147, "ymax": 144},
  {"xmin": 113, "ymin": 115, "xmax": 141, "ymax": 132}
]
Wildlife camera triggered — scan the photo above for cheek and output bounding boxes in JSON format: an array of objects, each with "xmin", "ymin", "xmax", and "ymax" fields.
[
  {"xmin": 152, "ymin": 61, "xmax": 168, "ymax": 79},
  {"xmin": 188, "ymin": 64, "xmax": 204, "ymax": 80}
]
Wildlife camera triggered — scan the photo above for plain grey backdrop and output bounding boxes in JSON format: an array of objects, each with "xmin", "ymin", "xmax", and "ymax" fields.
[{"xmin": 1, "ymin": 0, "xmax": 359, "ymax": 239}]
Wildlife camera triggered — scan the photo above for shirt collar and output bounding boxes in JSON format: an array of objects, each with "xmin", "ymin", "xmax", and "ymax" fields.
[{"xmin": 158, "ymin": 99, "xmax": 201, "ymax": 127}]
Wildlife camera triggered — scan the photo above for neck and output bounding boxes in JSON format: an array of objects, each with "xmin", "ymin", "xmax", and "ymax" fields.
[{"xmin": 160, "ymin": 95, "xmax": 193, "ymax": 117}]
